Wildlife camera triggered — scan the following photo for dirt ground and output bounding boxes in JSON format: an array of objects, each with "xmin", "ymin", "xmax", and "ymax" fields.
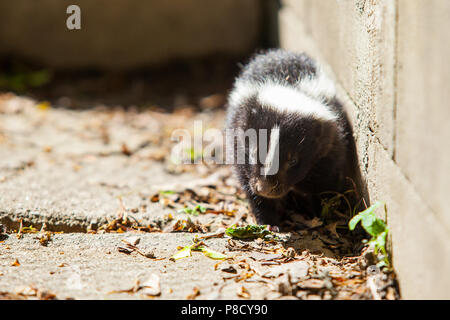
[{"xmin": 0, "ymin": 62, "xmax": 399, "ymax": 300}]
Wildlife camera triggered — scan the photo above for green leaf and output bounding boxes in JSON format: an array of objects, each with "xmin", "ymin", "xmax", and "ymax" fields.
[
  {"xmin": 199, "ymin": 247, "xmax": 227, "ymax": 260},
  {"xmin": 225, "ymin": 224, "xmax": 272, "ymax": 239},
  {"xmin": 159, "ymin": 190, "xmax": 175, "ymax": 195},
  {"xmin": 348, "ymin": 214, "xmax": 363, "ymax": 231},
  {"xmin": 370, "ymin": 230, "xmax": 388, "ymax": 255},
  {"xmin": 348, "ymin": 201, "xmax": 383, "ymax": 232},
  {"xmin": 362, "ymin": 217, "xmax": 387, "ymax": 238}
]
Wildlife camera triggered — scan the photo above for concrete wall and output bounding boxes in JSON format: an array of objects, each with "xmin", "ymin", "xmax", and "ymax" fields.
[
  {"xmin": 279, "ymin": 0, "xmax": 450, "ymax": 299},
  {"xmin": 0, "ymin": 0, "xmax": 261, "ymax": 70}
]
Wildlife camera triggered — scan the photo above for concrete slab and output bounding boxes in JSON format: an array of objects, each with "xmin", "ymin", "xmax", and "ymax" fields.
[
  {"xmin": 0, "ymin": 233, "xmax": 272, "ymax": 300},
  {"xmin": 0, "ymin": 95, "xmax": 226, "ymax": 232},
  {"xmin": 0, "ymin": 93, "xmax": 398, "ymax": 300}
]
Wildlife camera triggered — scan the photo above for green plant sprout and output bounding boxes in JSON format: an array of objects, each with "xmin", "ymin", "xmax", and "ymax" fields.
[
  {"xmin": 170, "ymin": 237, "xmax": 227, "ymax": 261},
  {"xmin": 185, "ymin": 147, "xmax": 203, "ymax": 163},
  {"xmin": 0, "ymin": 69, "xmax": 51, "ymax": 92},
  {"xmin": 349, "ymin": 201, "xmax": 390, "ymax": 268}
]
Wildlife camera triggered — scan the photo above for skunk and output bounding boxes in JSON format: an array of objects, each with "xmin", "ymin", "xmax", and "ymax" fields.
[{"xmin": 226, "ymin": 49, "xmax": 360, "ymax": 227}]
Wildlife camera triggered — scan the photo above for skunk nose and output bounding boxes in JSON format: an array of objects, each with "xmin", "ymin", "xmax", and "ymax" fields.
[
  {"xmin": 255, "ymin": 180, "xmax": 271, "ymax": 195},
  {"xmin": 254, "ymin": 179, "xmax": 285, "ymax": 198}
]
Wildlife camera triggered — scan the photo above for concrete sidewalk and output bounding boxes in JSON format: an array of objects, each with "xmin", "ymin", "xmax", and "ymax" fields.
[
  {"xmin": 0, "ymin": 94, "xmax": 223, "ymax": 232},
  {"xmin": 0, "ymin": 94, "xmax": 397, "ymax": 300}
]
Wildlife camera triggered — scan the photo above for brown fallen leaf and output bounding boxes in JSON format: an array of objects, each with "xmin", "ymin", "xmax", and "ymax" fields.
[
  {"xmin": 140, "ymin": 274, "xmax": 161, "ymax": 297},
  {"xmin": 197, "ymin": 231, "xmax": 225, "ymax": 241},
  {"xmin": 291, "ymin": 215, "xmax": 323, "ymax": 229},
  {"xmin": 205, "ymin": 209, "xmax": 235, "ymax": 216},
  {"xmin": 36, "ymin": 231, "xmax": 52, "ymax": 246},
  {"xmin": 237, "ymin": 286, "xmax": 251, "ymax": 299},
  {"xmin": 225, "ymin": 239, "xmax": 252, "ymax": 252},
  {"xmin": 171, "ymin": 218, "xmax": 208, "ymax": 233},
  {"xmin": 234, "ymin": 271, "xmax": 255, "ymax": 282},
  {"xmin": 121, "ymin": 143, "xmax": 132, "ymax": 156},
  {"xmin": 42, "ymin": 146, "xmax": 52, "ymax": 153},
  {"xmin": 119, "ymin": 239, "xmax": 162, "ymax": 259},
  {"xmin": 14, "ymin": 285, "xmax": 57, "ymax": 300},
  {"xmin": 284, "ymin": 247, "xmax": 296, "ymax": 260},
  {"xmin": 221, "ymin": 265, "xmax": 238, "ymax": 274},
  {"xmin": 117, "ymin": 246, "xmax": 133, "ymax": 254},
  {"xmin": 150, "ymin": 194, "xmax": 160, "ymax": 202},
  {"xmin": 237, "ymin": 259, "xmax": 251, "ymax": 271},
  {"xmin": 186, "ymin": 287, "xmax": 200, "ymax": 300},
  {"xmin": 11, "ymin": 259, "xmax": 20, "ymax": 267},
  {"xmin": 261, "ymin": 261, "xmax": 281, "ymax": 266}
]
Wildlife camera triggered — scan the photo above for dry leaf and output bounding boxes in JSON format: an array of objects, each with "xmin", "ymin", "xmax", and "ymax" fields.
[
  {"xmin": 186, "ymin": 287, "xmax": 200, "ymax": 300},
  {"xmin": 141, "ymin": 274, "xmax": 161, "ymax": 296},
  {"xmin": 117, "ymin": 246, "xmax": 133, "ymax": 254},
  {"xmin": 11, "ymin": 259, "xmax": 20, "ymax": 267},
  {"xmin": 150, "ymin": 194, "xmax": 160, "ymax": 202},
  {"xmin": 237, "ymin": 286, "xmax": 251, "ymax": 299},
  {"xmin": 37, "ymin": 231, "xmax": 52, "ymax": 246},
  {"xmin": 121, "ymin": 143, "xmax": 132, "ymax": 156},
  {"xmin": 292, "ymin": 215, "xmax": 323, "ymax": 228},
  {"xmin": 221, "ymin": 265, "xmax": 237, "ymax": 274},
  {"xmin": 325, "ymin": 221, "xmax": 340, "ymax": 238}
]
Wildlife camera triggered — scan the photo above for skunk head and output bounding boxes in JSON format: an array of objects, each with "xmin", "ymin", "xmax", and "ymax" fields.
[{"xmin": 235, "ymin": 83, "xmax": 339, "ymax": 199}]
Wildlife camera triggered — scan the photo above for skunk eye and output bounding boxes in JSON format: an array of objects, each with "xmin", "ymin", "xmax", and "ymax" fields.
[{"xmin": 288, "ymin": 158, "xmax": 298, "ymax": 167}]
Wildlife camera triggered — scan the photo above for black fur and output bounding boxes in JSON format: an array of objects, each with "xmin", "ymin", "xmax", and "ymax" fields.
[
  {"xmin": 226, "ymin": 49, "xmax": 359, "ymax": 226},
  {"xmin": 238, "ymin": 49, "xmax": 317, "ymax": 86}
]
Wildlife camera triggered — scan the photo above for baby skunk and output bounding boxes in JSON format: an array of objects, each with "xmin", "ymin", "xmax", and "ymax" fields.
[{"xmin": 226, "ymin": 49, "xmax": 359, "ymax": 227}]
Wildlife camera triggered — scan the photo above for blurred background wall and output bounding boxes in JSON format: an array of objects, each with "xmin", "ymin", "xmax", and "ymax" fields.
[{"xmin": 0, "ymin": 0, "xmax": 265, "ymax": 70}]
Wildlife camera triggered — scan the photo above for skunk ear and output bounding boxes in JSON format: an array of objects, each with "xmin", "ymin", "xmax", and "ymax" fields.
[{"xmin": 316, "ymin": 120, "xmax": 337, "ymax": 158}]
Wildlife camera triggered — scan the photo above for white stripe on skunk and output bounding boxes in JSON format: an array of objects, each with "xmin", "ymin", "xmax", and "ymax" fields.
[{"xmin": 257, "ymin": 82, "xmax": 337, "ymax": 122}]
